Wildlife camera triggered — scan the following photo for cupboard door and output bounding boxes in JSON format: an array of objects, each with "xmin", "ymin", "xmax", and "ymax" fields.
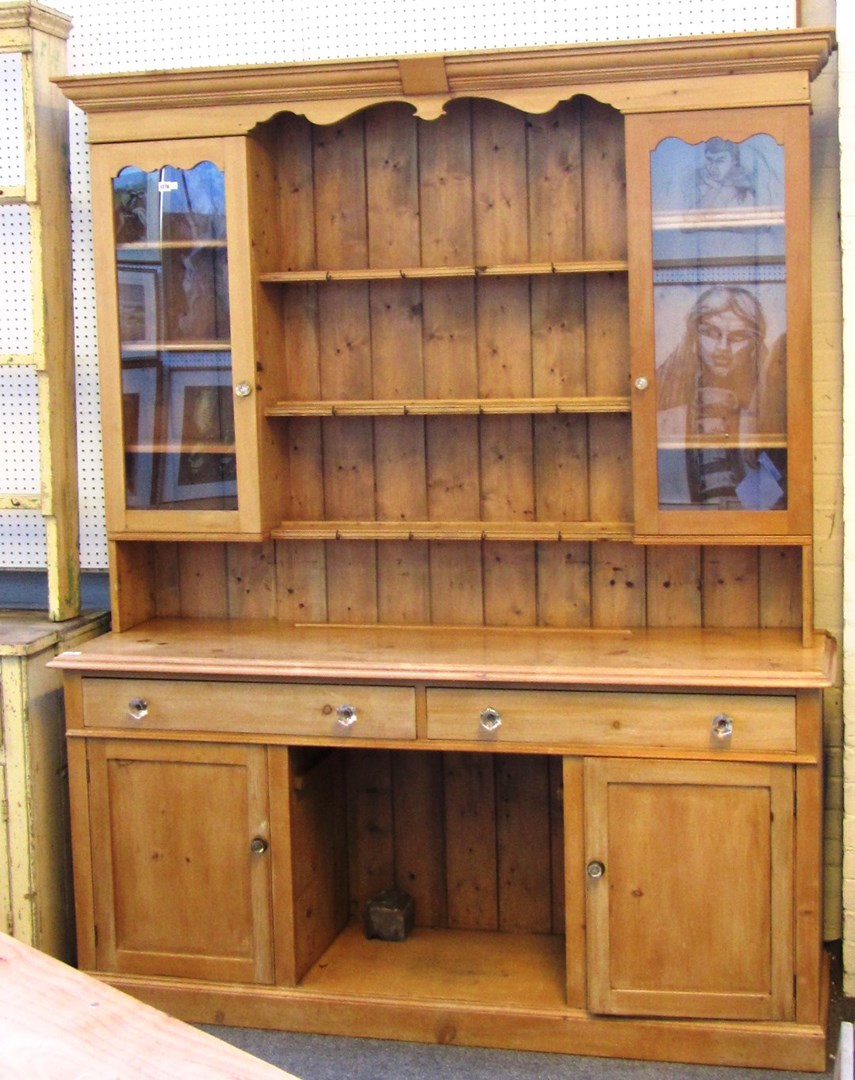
[
  {"xmin": 86, "ymin": 739, "xmax": 273, "ymax": 983},
  {"xmin": 584, "ymin": 758, "xmax": 793, "ymax": 1020},
  {"xmin": 627, "ymin": 107, "xmax": 812, "ymax": 539},
  {"xmin": 90, "ymin": 138, "xmax": 265, "ymax": 537}
]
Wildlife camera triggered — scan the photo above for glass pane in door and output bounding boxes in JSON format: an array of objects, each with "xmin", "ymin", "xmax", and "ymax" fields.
[
  {"xmin": 650, "ymin": 133, "xmax": 787, "ymax": 512},
  {"xmin": 113, "ymin": 160, "xmax": 237, "ymax": 511}
]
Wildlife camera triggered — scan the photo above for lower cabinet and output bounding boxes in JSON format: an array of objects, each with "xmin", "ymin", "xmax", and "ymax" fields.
[
  {"xmin": 584, "ymin": 758, "xmax": 794, "ymax": 1021},
  {"xmin": 75, "ymin": 737, "xmax": 799, "ymax": 1026},
  {"xmin": 84, "ymin": 739, "xmax": 274, "ymax": 983},
  {"xmin": 55, "ymin": 625, "xmax": 831, "ymax": 1070}
]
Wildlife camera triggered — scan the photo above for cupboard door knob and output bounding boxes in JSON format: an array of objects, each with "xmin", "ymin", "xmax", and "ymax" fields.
[
  {"xmin": 586, "ymin": 860, "xmax": 606, "ymax": 880},
  {"xmin": 336, "ymin": 703, "xmax": 358, "ymax": 728},
  {"xmin": 634, "ymin": 376, "xmax": 649, "ymax": 391},
  {"xmin": 711, "ymin": 712, "xmax": 734, "ymax": 739},
  {"xmin": 250, "ymin": 837, "xmax": 268, "ymax": 855},
  {"xmin": 479, "ymin": 707, "xmax": 502, "ymax": 733},
  {"xmin": 127, "ymin": 697, "xmax": 148, "ymax": 721},
  {"xmin": 234, "ymin": 381, "xmax": 253, "ymax": 398}
]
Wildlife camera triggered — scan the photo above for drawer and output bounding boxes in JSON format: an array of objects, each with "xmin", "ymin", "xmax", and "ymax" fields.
[
  {"xmin": 425, "ymin": 688, "xmax": 796, "ymax": 752},
  {"xmin": 81, "ymin": 678, "xmax": 416, "ymax": 740}
]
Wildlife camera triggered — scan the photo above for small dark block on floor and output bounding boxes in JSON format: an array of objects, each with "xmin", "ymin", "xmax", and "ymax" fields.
[{"xmin": 364, "ymin": 889, "xmax": 415, "ymax": 941}]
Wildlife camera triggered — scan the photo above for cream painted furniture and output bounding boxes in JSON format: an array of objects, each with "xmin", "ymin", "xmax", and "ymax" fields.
[
  {"xmin": 54, "ymin": 29, "xmax": 836, "ymax": 1071},
  {"xmin": 0, "ymin": 5, "xmax": 106, "ymax": 964},
  {"xmin": 0, "ymin": 612, "xmax": 108, "ymax": 960},
  {"xmin": 0, "ymin": 2, "xmax": 79, "ymax": 620}
]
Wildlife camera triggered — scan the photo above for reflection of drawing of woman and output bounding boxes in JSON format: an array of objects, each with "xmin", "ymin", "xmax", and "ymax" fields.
[{"xmin": 656, "ymin": 286, "xmax": 786, "ymax": 509}]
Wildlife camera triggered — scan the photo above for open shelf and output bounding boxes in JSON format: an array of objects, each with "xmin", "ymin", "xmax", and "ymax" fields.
[
  {"xmin": 299, "ymin": 923, "xmax": 568, "ymax": 1010},
  {"xmin": 121, "ymin": 340, "xmax": 230, "ymax": 353},
  {"xmin": 259, "ymin": 260, "xmax": 628, "ymax": 284},
  {"xmin": 659, "ymin": 434, "xmax": 787, "ymax": 450},
  {"xmin": 117, "ymin": 239, "xmax": 227, "ymax": 251},
  {"xmin": 125, "ymin": 442, "xmax": 235, "ymax": 454},
  {"xmin": 266, "ymin": 396, "xmax": 631, "ymax": 418},
  {"xmin": 271, "ymin": 520, "xmax": 634, "ymax": 541}
]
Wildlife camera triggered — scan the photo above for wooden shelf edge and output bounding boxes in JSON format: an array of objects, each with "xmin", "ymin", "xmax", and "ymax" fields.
[
  {"xmin": 125, "ymin": 442, "xmax": 236, "ymax": 455},
  {"xmin": 121, "ymin": 340, "xmax": 230, "ymax": 353},
  {"xmin": 266, "ymin": 397, "xmax": 632, "ymax": 417},
  {"xmin": 659, "ymin": 435, "xmax": 787, "ymax": 450},
  {"xmin": 118, "ymin": 239, "xmax": 226, "ymax": 251},
  {"xmin": 259, "ymin": 260, "xmax": 628, "ymax": 282},
  {"xmin": 271, "ymin": 521, "xmax": 634, "ymax": 542},
  {"xmin": 634, "ymin": 534, "xmax": 812, "ymax": 546},
  {"xmin": 106, "ymin": 531, "xmax": 266, "ymax": 543}
]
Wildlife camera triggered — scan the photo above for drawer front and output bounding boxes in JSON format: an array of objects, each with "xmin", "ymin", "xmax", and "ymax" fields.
[
  {"xmin": 82, "ymin": 678, "xmax": 416, "ymax": 740},
  {"xmin": 426, "ymin": 688, "xmax": 795, "ymax": 752}
]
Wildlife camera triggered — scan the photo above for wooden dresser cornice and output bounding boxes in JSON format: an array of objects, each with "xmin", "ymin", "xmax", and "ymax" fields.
[{"xmin": 55, "ymin": 27, "xmax": 835, "ymax": 141}]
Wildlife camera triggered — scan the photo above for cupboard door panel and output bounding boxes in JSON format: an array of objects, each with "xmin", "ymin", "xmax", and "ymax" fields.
[
  {"xmin": 87, "ymin": 739, "xmax": 273, "ymax": 983},
  {"xmin": 584, "ymin": 758, "xmax": 793, "ymax": 1020},
  {"xmin": 91, "ymin": 139, "xmax": 266, "ymax": 538},
  {"xmin": 627, "ymin": 107, "xmax": 812, "ymax": 539}
]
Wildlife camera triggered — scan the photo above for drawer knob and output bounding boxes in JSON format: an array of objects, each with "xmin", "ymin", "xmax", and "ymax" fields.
[
  {"xmin": 479, "ymin": 707, "xmax": 502, "ymax": 733},
  {"xmin": 250, "ymin": 837, "xmax": 268, "ymax": 855},
  {"xmin": 586, "ymin": 860, "xmax": 606, "ymax": 880},
  {"xmin": 336, "ymin": 703, "xmax": 358, "ymax": 728},
  {"xmin": 711, "ymin": 713, "xmax": 734, "ymax": 739},
  {"xmin": 127, "ymin": 698, "xmax": 149, "ymax": 721}
]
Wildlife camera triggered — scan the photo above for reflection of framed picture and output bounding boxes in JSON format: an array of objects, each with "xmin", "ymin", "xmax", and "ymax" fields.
[
  {"xmin": 114, "ymin": 168, "xmax": 163, "ymax": 248},
  {"xmin": 121, "ymin": 361, "xmax": 159, "ymax": 508},
  {"xmin": 118, "ymin": 263, "xmax": 160, "ymax": 345},
  {"xmin": 159, "ymin": 365, "xmax": 237, "ymax": 504}
]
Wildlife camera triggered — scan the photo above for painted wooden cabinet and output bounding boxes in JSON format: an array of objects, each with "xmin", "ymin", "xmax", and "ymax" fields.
[
  {"xmin": 0, "ymin": 612, "xmax": 108, "ymax": 961},
  {"xmin": 54, "ymin": 29, "xmax": 836, "ymax": 1072}
]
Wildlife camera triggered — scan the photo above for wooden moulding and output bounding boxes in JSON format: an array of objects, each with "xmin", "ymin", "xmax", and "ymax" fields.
[
  {"xmin": 55, "ymin": 28, "xmax": 835, "ymax": 141},
  {"xmin": 91, "ymin": 973, "xmax": 830, "ymax": 1073},
  {"xmin": 0, "ymin": 3, "xmax": 71, "ymax": 48}
]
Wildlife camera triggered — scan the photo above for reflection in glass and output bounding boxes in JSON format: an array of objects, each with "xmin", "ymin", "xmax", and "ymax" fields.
[
  {"xmin": 650, "ymin": 133, "xmax": 787, "ymax": 512},
  {"xmin": 656, "ymin": 286, "xmax": 786, "ymax": 510},
  {"xmin": 113, "ymin": 161, "xmax": 237, "ymax": 511},
  {"xmin": 651, "ymin": 133, "xmax": 785, "ymax": 264}
]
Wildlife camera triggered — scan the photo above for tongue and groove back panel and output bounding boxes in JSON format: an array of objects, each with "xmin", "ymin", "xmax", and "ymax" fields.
[{"xmin": 136, "ymin": 96, "xmax": 801, "ymax": 630}]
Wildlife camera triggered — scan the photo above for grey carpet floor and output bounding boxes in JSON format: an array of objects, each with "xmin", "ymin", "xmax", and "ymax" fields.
[{"xmin": 201, "ymin": 1025, "xmax": 840, "ymax": 1079}]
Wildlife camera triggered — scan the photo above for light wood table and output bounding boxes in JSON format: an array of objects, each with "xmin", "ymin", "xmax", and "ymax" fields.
[{"xmin": 0, "ymin": 932, "xmax": 299, "ymax": 1078}]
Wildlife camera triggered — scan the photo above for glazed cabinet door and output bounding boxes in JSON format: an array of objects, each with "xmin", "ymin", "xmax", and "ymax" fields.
[
  {"xmin": 627, "ymin": 107, "xmax": 812, "ymax": 539},
  {"xmin": 84, "ymin": 738, "xmax": 274, "ymax": 983},
  {"xmin": 584, "ymin": 758, "xmax": 794, "ymax": 1020},
  {"xmin": 89, "ymin": 137, "xmax": 269, "ymax": 538}
]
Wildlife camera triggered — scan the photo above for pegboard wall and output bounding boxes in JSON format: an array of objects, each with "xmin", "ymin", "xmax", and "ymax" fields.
[{"xmin": 0, "ymin": 0, "xmax": 797, "ymax": 571}]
